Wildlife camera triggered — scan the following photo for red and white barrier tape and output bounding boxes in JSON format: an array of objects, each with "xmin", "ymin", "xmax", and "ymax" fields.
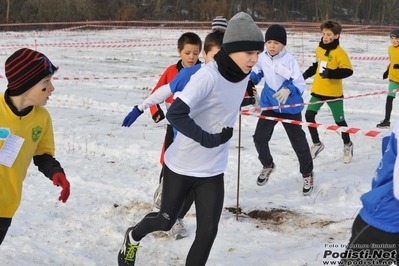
[
  {"xmin": 295, "ymin": 54, "xmax": 389, "ymax": 61},
  {"xmin": 0, "ymin": 74, "xmax": 161, "ymax": 81},
  {"xmin": 0, "ymin": 42, "xmax": 176, "ymax": 49},
  {"xmin": 243, "ymin": 89, "xmax": 396, "ymax": 113},
  {"xmin": 240, "ymin": 111, "xmax": 383, "ymax": 138}
]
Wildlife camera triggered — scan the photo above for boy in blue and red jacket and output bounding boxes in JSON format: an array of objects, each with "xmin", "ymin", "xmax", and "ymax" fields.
[{"xmin": 341, "ymin": 119, "xmax": 399, "ymax": 265}]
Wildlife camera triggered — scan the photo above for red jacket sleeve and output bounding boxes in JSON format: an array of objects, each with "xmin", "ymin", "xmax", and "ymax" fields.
[{"xmin": 149, "ymin": 64, "xmax": 179, "ymax": 117}]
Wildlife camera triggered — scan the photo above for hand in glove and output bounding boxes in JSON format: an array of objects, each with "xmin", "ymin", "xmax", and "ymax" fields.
[
  {"xmin": 393, "ymin": 64, "xmax": 399, "ymax": 69},
  {"xmin": 152, "ymin": 104, "xmax": 165, "ymax": 123},
  {"xmin": 122, "ymin": 105, "xmax": 144, "ymax": 127},
  {"xmin": 52, "ymin": 172, "xmax": 70, "ymax": 203},
  {"xmin": 246, "ymin": 80, "xmax": 256, "ymax": 96},
  {"xmin": 220, "ymin": 127, "xmax": 233, "ymax": 144},
  {"xmin": 272, "ymin": 87, "xmax": 291, "ymax": 104},
  {"xmin": 241, "ymin": 97, "xmax": 256, "ymax": 107},
  {"xmin": 383, "ymin": 69, "xmax": 389, "ymax": 80},
  {"xmin": 320, "ymin": 67, "xmax": 330, "ymax": 78}
]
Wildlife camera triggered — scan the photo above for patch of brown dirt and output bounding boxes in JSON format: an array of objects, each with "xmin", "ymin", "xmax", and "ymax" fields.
[{"xmin": 225, "ymin": 206, "xmax": 343, "ymax": 232}]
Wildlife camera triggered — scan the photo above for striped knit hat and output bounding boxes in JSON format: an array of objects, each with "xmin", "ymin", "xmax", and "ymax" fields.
[
  {"xmin": 212, "ymin": 16, "xmax": 228, "ymax": 31},
  {"xmin": 5, "ymin": 48, "xmax": 57, "ymax": 96}
]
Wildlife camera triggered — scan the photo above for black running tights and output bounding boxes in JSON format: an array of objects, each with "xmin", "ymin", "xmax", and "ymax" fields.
[
  {"xmin": 0, "ymin": 218, "xmax": 12, "ymax": 245},
  {"xmin": 133, "ymin": 165, "xmax": 224, "ymax": 266}
]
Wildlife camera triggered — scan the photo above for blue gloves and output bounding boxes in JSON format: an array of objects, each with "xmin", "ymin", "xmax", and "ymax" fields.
[{"xmin": 122, "ymin": 106, "xmax": 144, "ymax": 127}]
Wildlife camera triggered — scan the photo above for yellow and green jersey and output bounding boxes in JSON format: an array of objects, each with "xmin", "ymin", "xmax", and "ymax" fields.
[
  {"xmin": 0, "ymin": 92, "xmax": 56, "ymax": 218},
  {"xmin": 388, "ymin": 45, "xmax": 399, "ymax": 83},
  {"xmin": 310, "ymin": 45, "xmax": 353, "ymax": 97}
]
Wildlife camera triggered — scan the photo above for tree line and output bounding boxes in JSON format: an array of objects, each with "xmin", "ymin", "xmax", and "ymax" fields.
[{"xmin": 1, "ymin": 0, "xmax": 398, "ymax": 26}]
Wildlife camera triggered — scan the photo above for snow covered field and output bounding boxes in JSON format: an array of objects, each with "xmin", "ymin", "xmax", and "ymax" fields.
[{"xmin": 0, "ymin": 26, "xmax": 394, "ymax": 265}]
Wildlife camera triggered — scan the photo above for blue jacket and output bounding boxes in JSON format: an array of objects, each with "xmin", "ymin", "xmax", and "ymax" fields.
[
  {"xmin": 359, "ymin": 121, "xmax": 399, "ymax": 233},
  {"xmin": 250, "ymin": 50, "xmax": 306, "ymax": 115}
]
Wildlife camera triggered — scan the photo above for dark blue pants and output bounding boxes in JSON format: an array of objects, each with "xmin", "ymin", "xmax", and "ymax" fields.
[
  {"xmin": 253, "ymin": 110, "xmax": 313, "ymax": 175},
  {"xmin": 0, "ymin": 218, "xmax": 12, "ymax": 245},
  {"xmin": 341, "ymin": 215, "xmax": 399, "ymax": 265}
]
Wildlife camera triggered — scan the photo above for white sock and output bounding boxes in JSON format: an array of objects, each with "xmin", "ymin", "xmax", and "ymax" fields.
[{"xmin": 128, "ymin": 230, "xmax": 140, "ymax": 245}]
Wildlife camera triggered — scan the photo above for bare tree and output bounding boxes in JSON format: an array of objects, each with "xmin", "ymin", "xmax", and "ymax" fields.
[
  {"xmin": 2, "ymin": 0, "xmax": 399, "ymax": 25},
  {"xmin": 384, "ymin": 0, "xmax": 398, "ymax": 25},
  {"xmin": 5, "ymin": 0, "xmax": 11, "ymax": 22}
]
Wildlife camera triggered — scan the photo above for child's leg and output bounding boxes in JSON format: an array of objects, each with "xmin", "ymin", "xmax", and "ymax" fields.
[
  {"xmin": 186, "ymin": 174, "xmax": 224, "ymax": 266},
  {"xmin": 384, "ymin": 96, "xmax": 394, "ymax": 122},
  {"xmin": 305, "ymin": 96, "xmax": 323, "ymax": 144},
  {"xmin": 158, "ymin": 124, "xmax": 175, "ymax": 182},
  {"xmin": 327, "ymin": 100, "xmax": 351, "ymax": 145},
  {"xmin": 178, "ymin": 191, "xmax": 194, "ymax": 219},
  {"xmin": 282, "ymin": 112, "xmax": 313, "ymax": 175},
  {"xmin": 133, "ymin": 165, "xmax": 194, "ymax": 241},
  {"xmin": 0, "ymin": 218, "xmax": 12, "ymax": 245},
  {"xmin": 253, "ymin": 110, "xmax": 278, "ymax": 167},
  {"xmin": 342, "ymin": 214, "xmax": 399, "ymax": 264},
  {"xmin": 384, "ymin": 81, "xmax": 399, "ymax": 121}
]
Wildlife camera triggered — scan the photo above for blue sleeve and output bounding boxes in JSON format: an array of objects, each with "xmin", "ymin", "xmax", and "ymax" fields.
[
  {"xmin": 166, "ymin": 97, "xmax": 221, "ymax": 148},
  {"xmin": 282, "ymin": 78, "xmax": 301, "ymax": 96},
  {"xmin": 249, "ymin": 70, "xmax": 264, "ymax": 85},
  {"xmin": 169, "ymin": 65, "xmax": 200, "ymax": 93}
]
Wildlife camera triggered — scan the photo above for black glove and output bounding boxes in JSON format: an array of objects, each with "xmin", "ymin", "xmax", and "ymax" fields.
[
  {"xmin": 151, "ymin": 104, "xmax": 165, "ymax": 123},
  {"xmin": 241, "ymin": 97, "xmax": 256, "ymax": 107},
  {"xmin": 302, "ymin": 73, "xmax": 308, "ymax": 80},
  {"xmin": 393, "ymin": 64, "xmax": 399, "ymax": 69},
  {"xmin": 320, "ymin": 67, "xmax": 330, "ymax": 78},
  {"xmin": 383, "ymin": 69, "xmax": 389, "ymax": 80},
  {"xmin": 246, "ymin": 80, "xmax": 255, "ymax": 96},
  {"xmin": 220, "ymin": 127, "xmax": 233, "ymax": 144}
]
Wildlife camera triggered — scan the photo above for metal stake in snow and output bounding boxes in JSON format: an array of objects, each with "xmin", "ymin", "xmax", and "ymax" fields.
[{"xmin": 236, "ymin": 108, "xmax": 242, "ymax": 221}]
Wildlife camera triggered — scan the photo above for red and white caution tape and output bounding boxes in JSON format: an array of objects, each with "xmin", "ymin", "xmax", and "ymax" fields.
[
  {"xmin": 0, "ymin": 74, "xmax": 161, "ymax": 81},
  {"xmin": 295, "ymin": 54, "xmax": 389, "ymax": 61},
  {"xmin": 243, "ymin": 89, "xmax": 398, "ymax": 113},
  {"xmin": 240, "ymin": 110, "xmax": 383, "ymax": 138},
  {"xmin": 0, "ymin": 42, "xmax": 175, "ymax": 49}
]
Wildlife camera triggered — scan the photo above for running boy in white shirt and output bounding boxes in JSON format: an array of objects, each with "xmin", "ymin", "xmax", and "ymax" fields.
[{"xmin": 118, "ymin": 12, "xmax": 264, "ymax": 266}]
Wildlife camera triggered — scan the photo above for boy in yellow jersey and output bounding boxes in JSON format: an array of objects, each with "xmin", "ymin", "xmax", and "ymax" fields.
[
  {"xmin": 377, "ymin": 29, "xmax": 399, "ymax": 129},
  {"xmin": 302, "ymin": 21, "xmax": 354, "ymax": 163},
  {"xmin": 0, "ymin": 48, "xmax": 70, "ymax": 245}
]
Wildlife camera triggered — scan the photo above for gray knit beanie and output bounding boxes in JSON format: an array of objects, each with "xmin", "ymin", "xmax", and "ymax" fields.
[
  {"xmin": 390, "ymin": 29, "xmax": 399, "ymax": 38},
  {"xmin": 222, "ymin": 12, "xmax": 264, "ymax": 54}
]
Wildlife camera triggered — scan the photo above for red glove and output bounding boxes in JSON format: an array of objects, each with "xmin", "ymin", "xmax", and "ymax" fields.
[{"xmin": 52, "ymin": 172, "xmax": 70, "ymax": 203}]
